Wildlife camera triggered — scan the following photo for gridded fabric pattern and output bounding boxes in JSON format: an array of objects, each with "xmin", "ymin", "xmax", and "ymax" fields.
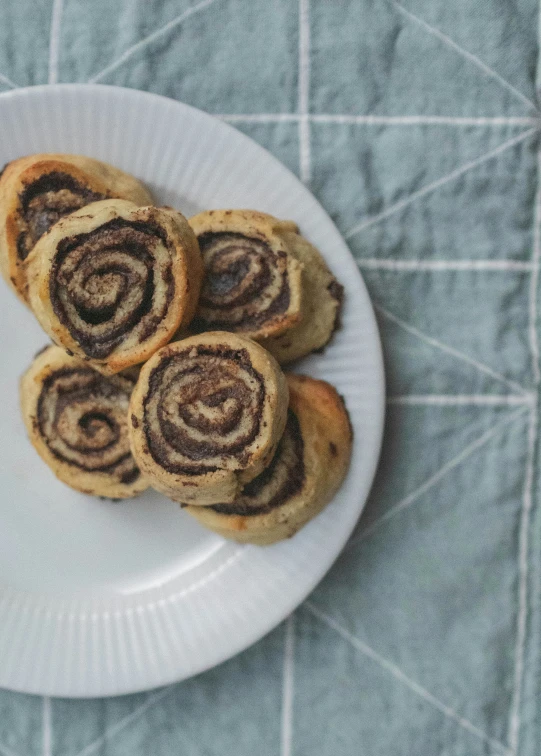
[{"xmin": 1, "ymin": 1, "xmax": 540, "ymax": 754}]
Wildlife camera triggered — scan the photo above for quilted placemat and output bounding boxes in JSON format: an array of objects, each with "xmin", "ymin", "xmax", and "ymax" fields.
[{"xmin": 0, "ymin": 1, "xmax": 540, "ymax": 754}]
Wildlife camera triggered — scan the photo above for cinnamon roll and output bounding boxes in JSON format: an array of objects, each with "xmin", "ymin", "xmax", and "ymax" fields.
[
  {"xmin": 0, "ymin": 154, "xmax": 153, "ymax": 302},
  {"xmin": 20, "ymin": 345, "xmax": 147, "ymax": 498},
  {"xmin": 189, "ymin": 210, "xmax": 303, "ymax": 340},
  {"xmin": 185, "ymin": 374, "xmax": 352, "ymax": 545},
  {"xmin": 129, "ymin": 332, "xmax": 289, "ymax": 506},
  {"xmin": 27, "ymin": 199, "xmax": 203, "ymax": 375}
]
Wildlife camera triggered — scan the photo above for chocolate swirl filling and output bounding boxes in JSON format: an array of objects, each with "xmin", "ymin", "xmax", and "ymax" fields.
[
  {"xmin": 211, "ymin": 410, "xmax": 305, "ymax": 516},
  {"xmin": 17, "ymin": 171, "xmax": 106, "ymax": 260},
  {"xmin": 49, "ymin": 217, "xmax": 175, "ymax": 359},
  {"xmin": 143, "ymin": 346, "xmax": 265, "ymax": 475},
  {"xmin": 193, "ymin": 232, "xmax": 291, "ymax": 332},
  {"xmin": 37, "ymin": 366, "xmax": 140, "ymax": 484}
]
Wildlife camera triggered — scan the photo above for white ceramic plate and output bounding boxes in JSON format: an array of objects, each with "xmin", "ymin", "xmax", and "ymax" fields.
[{"xmin": 0, "ymin": 84, "xmax": 384, "ymax": 698}]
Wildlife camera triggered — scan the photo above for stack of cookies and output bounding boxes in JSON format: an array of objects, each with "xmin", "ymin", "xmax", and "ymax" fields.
[{"xmin": 4, "ymin": 153, "xmax": 352, "ymax": 546}]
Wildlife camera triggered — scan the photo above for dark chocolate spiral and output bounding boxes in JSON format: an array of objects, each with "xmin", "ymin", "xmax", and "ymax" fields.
[
  {"xmin": 143, "ymin": 346, "xmax": 265, "ymax": 474},
  {"xmin": 195, "ymin": 232, "xmax": 291, "ymax": 332},
  {"xmin": 50, "ymin": 218, "xmax": 174, "ymax": 359},
  {"xmin": 212, "ymin": 410, "xmax": 304, "ymax": 515},
  {"xmin": 37, "ymin": 366, "xmax": 140, "ymax": 484},
  {"xmin": 17, "ymin": 171, "xmax": 105, "ymax": 260}
]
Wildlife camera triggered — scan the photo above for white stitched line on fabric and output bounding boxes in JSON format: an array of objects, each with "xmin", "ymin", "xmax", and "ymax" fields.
[
  {"xmin": 48, "ymin": 0, "xmax": 63, "ymax": 84},
  {"xmin": 73, "ymin": 686, "xmax": 175, "ymax": 756},
  {"xmin": 305, "ymin": 602, "xmax": 513, "ymax": 754},
  {"xmin": 0, "ymin": 73, "xmax": 18, "ymax": 90},
  {"xmin": 388, "ymin": 394, "xmax": 536, "ymax": 407},
  {"xmin": 219, "ymin": 113, "xmax": 300, "ymax": 123},
  {"xmin": 281, "ymin": 615, "xmax": 295, "ymax": 756},
  {"xmin": 348, "ymin": 406, "xmax": 529, "ymax": 548},
  {"xmin": 528, "ymin": 149, "xmax": 541, "ymax": 385},
  {"xmin": 88, "ymin": 0, "xmax": 220, "ymax": 84},
  {"xmin": 298, "ymin": 0, "xmax": 311, "ymax": 183},
  {"xmin": 375, "ymin": 304, "xmax": 529, "ymax": 395},
  {"xmin": 218, "ymin": 114, "xmax": 541, "ymax": 127},
  {"xmin": 346, "ymin": 127, "xmax": 539, "ymax": 239},
  {"xmin": 312, "ymin": 114, "xmax": 541, "ymax": 127},
  {"xmin": 509, "ymin": 408, "xmax": 538, "ymax": 754},
  {"xmin": 391, "ymin": 1, "xmax": 539, "ymax": 113},
  {"xmin": 358, "ymin": 258, "xmax": 534, "ymax": 272},
  {"xmin": 42, "ymin": 697, "xmax": 52, "ymax": 756}
]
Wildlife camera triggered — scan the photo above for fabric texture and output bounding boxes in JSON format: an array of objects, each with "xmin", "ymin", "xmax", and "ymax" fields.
[{"xmin": 1, "ymin": 0, "xmax": 540, "ymax": 754}]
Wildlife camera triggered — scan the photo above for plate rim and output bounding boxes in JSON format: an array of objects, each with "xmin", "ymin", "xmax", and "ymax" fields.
[{"xmin": 0, "ymin": 82, "xmax": 386, "ymax": 697}]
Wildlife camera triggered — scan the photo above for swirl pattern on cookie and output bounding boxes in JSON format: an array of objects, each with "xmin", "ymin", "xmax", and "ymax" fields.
[
  {"xmin": 27, "ymin": 199, "xmax": 203, "ymax": 375},
  {"xmin": 143, "ymin": 345, "xmax": 265, "ymax": 474},
  {"xmin": 190, "ymin": 210, "xmax": 303, "ymax": 340},
  {"xmin": 20, "ymin": 345, "xmax": 147, "ymax": 498}
]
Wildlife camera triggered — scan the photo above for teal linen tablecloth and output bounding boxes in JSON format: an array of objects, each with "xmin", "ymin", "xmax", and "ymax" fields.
[{"xmin": 1, "ymin": 1, "xmax": 541, "ymax": 754}]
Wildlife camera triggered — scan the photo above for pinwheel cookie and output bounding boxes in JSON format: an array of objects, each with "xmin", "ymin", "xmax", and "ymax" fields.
[
  {"xmin": 129, "ymin": 332, "xmax": 289, "ymax": 506},
  {"xmin": 20, "ymin": 345, "xmax": 147, "ymax": 499},
  {"xmin": 26, "ymin": 199, "xmax": 202, "ymax": 375},
  {"xmin": 190, "ymin": 209, "xmax": 343, "ymax": 363}
]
